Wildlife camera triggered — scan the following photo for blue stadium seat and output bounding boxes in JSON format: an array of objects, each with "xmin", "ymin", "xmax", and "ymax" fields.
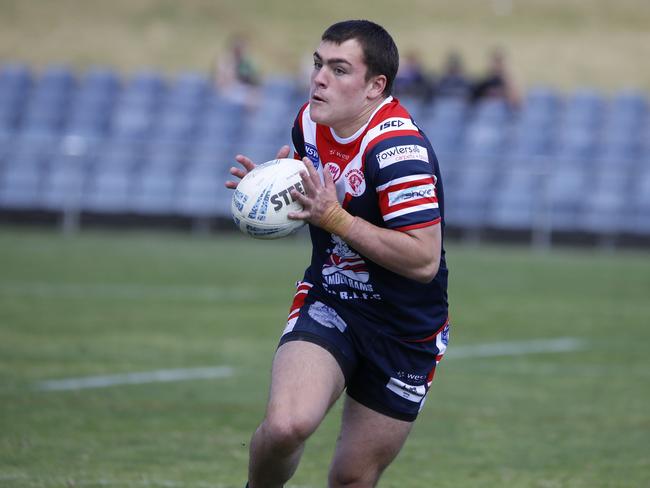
[
  {"xmin": 126, "ymin": 70, "xmax": 166, "ymax": 99},
  {"xmin": 144, "ymin": 140, "xmax": 189, "ymax": 172},
  {"xmin": 430, "ymin": 97, "xmax": 468, "ymax": 122},
  {"xmin": 241, "ymin": 98, "xmax": 293, "ymax": 148},
  {"xmin": 93, "ymin": 139, "xmax": 144, "ymax": 174},
  {"xmin": 488, "ymin": 169, "xmax": 538, "ymax": 230},
  {"xmin": 461, "ymin": 119, "xmax": 508, "ymax": 163},
  {"xmin": 82, "ymin": 67, "xmax": 120, "ymax": 94},
  {"xmin": 610, "ymin": 89, "xmax": 648, "ymax": 121},
  {"xmin": 184, "ymin": 142, "xmax": 234, "ymax": 189},
  {"xmin": 129, "ymin": 166, "xmax": 178, "ymax": 215},
  {"xmin": 0, "ymin": 62, "xmax": 32, "ymax": 91},
  {"xmin": 472, "ymin": 98, "xmax": 511, "ymax": 124},
  {"xmin": 504, "ymin": 130, "xmax": 555, "ymax": 164},
  {"xmin": 0, "ymin": 63, "xmax": 32, "ymax": 133},
  {"xmin": 444, "ymin": 160, "xmax": 494, "ymax": 230},
  {"xmin": 561, "ymin": 88, "xmax": 605, "ymax": 129},
  {"xmin": 83, "ymin": 170, "xmax": 131, "ymax": 214},
  {"xmin": 545, "ymin": 166, "xmax": 587, "ymax": 231},
  {"xmin": 419, "ymin": 98, "xmax": 468, "ymax": 157},
  {"xmin": 40, "ymin": 156, "xmax": 88, "ymax": 211},
  {"xmin": 163, "ymin": 72, "xmax": 210, "ymax": 115},
  {"xmin": 176, "ymin": 171, "xmax": 222, "ymax": 217},
  {"xmin": 19, "ymin": 66, "xmax": 76, "ymax": 137},
  {"xmin": 524, "ymin": 86, "xmax": 561, "ymax": 112},
  {"xmin": 152, "ymin": 105, "xmax": 201, "ymax": 143},
  {"xmin": 66, "ymin": 67, "xmax": 119, "ymax": 138},
  {"xmin": 0, "ymin": 162, "xmax": 43, "ymax": 210},
  {"xmin": 107, "ymin": 70, "xmax": 165, "ymax": 140},
  {"xmin": 110, "ymin": 105, "xmax": 157, "ymax": 141},
  {"xmin": 629, "ymin": 170, "xmax": 650, "ymax": 235},
  {"xmin": 67, "ymin": 102, "xmax": 113, "ymax": 138},
  {"xmin": 261, "ymin": 75, "xmax": 298, "ymax": 101},
  {"xmin": 197, "ymin": 97, "xmax": 247, "ymax": 147},
  {"xmin": 600, "ymin": 90, "xmax": 648, "ymax": 150},
  {"xmin": 578, "ymin": 170, "xmax": 628, "ymax": 235}
]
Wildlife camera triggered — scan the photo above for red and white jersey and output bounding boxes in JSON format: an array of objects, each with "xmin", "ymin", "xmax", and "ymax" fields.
[{"xmin": 290, "ymin": 96, "xmax": 448, "ymax": 337}]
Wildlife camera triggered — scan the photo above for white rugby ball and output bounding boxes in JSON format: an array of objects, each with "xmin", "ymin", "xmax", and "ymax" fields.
[{"xmin": 231, "ymin": 158, "xmax": 307, "ymax": 239}]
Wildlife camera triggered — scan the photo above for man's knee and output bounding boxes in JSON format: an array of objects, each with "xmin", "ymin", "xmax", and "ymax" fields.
[
  {"xmin": 260, "ymin": 412, "xmax": 317, "ymax": 452},
  {"xmin": 328, "ymin": 467, "xmax": 380, "ymax": 488}
]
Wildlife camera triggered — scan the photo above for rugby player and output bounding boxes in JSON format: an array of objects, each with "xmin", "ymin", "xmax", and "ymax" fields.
[{"xmin": 226, "ymin": 19, "xmax": 450, "ymax": 487}]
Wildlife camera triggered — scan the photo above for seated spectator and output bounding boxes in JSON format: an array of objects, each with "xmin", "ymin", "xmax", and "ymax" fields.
[
  {"xmin": 393, "ymin": 50, "xmax": 434, "ymax": 102},
  {"xmin": 435, "ymin": 51, "xmax": 472, "ymax": 100},
  {"xmin": 471, "ymin": 48, "xmax": 521, "ymax": 108},
  {"xmin": 212, "ymin": 34, "xmax": 261, "ymax": 110}
]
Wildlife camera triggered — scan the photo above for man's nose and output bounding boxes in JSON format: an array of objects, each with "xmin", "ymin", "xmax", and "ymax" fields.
[{"xmin": 312, "ymin": 68, "xmax": 328, "ymax": 86}]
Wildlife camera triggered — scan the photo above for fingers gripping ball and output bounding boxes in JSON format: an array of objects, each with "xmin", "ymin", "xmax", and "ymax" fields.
[{"xmin": 231, "ymin": 158, "xmax": 307, "ymax": 239}]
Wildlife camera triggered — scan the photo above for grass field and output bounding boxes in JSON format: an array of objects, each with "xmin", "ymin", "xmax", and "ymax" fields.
[
  {"xmin": 0, "ymin": 226, "xmax": 649, "ymax": 487},
  {"xmin": 1, "ymin": 0, "xmax": 649, "ymax": 91}
]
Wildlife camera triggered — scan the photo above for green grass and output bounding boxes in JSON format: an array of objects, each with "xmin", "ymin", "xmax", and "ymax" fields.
[
  {"xmin": 1, "ymin": 0, "xmax": 649, "ymax": 91},
  {"xmin": 1, "ymin": 227, "xmax": 649, "ymax": 487}
]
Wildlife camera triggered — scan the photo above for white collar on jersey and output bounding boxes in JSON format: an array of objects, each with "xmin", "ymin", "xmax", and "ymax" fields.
[{"xmin": 329, "ymin": 96, "xmax": 394, "ymax": 145}]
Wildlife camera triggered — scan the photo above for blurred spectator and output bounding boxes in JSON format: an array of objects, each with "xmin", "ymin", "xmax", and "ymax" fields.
[
  {"xmin": 393, "ymin": 50, "xmax": 434, "ymax": 102},
  {"xmin": 435, "ymin": 51, "xmax": 472, "ymax": 99},
  {"xmin": 212, "ymin": 34, "xmax": 261, "ymax": 110},
  {"xmin": 471, "ymin": 48, "xmax": 521, "ymax": 108}
]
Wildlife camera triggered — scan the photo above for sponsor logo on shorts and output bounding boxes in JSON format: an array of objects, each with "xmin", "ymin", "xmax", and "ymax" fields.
[
  {"xmin": 386, "ymin": 377, "xmax": 427, "ymax": 403},
  {"xmin": 308, "ymin": 301, "xmax": 347, "ymax": 333}
]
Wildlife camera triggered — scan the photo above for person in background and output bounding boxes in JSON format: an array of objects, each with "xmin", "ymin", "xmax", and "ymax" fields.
[
  {"xmin": 212, "ymin": 34, "xmax": 261, "ymax": 110},
  {"xmin": 435, "ymin": 50, "xmax": 472, "ymax": 100},
  {"xmin": 393, "ymin": 50, "xmax": 434, "ymax": 102},
  {"xmin": 471, "ymin": 47, "xmax": 521, "ymax": 108}
]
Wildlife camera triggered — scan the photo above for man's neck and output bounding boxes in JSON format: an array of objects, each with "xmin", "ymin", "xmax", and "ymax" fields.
[{"xmin": 331, "ymin": 97, "xmax": 388, "ymax": 139}]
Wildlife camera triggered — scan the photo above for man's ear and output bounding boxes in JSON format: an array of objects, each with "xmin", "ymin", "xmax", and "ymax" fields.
[{"xmin": 367, "ymin": 74, "xmax": 387, "ymax": 100}]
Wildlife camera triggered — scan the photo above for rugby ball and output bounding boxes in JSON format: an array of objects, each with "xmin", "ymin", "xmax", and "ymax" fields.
[{"xmin": 231, "ymin": 158, "xmax": 307, "ymax": 239}]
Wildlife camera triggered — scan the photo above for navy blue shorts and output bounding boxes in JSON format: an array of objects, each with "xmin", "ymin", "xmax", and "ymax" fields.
[{"xmin": 278, "ymin": 281, "xmax": 450, "ymax": 422}]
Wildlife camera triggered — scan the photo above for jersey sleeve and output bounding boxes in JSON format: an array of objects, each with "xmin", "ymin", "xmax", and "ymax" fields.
[
  {"xmin": 291, "ymin": 103, "xmax": 309, "ymax": 160},
  {"xmin": 366, "ymin": 134, "xmax": 441, "ymax": 231}
]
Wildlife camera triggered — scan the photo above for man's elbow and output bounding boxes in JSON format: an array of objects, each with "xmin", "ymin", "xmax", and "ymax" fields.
[{"xmin": 412, "ymin": 259, "xmax": 440, "ymax": 284}]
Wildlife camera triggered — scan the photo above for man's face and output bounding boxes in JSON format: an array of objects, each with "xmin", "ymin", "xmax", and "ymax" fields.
[{"xmin": 309, "ymin": 39, "xmax": 380, "ymax": 136}]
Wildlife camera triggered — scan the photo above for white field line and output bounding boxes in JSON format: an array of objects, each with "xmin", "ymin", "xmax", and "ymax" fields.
[
  {"xmin": 0, "ymin": 473, "xmax": 268, "ymax": 488},
  {"xmin": 34, "ymin": 338, "xmax": 584, "ymax": 393},
  {"xmin": 36, "ymin": 366, "xmax": 234, "ymax": 392},
  {"xmin": 447, "ymin": 337, "xmax": 585, "ymax": 359},
  {"xmin": 0, "ymin": 281, "xmax": 261, "ymax": 302}
]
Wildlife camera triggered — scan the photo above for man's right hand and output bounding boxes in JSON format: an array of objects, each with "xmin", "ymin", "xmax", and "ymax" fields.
[{"xmin": 224, "ymin": 145, "xmax": 291, "ymax": 189}]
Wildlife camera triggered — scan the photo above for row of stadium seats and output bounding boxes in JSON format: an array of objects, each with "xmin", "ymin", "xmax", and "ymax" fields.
[{"xmin": 1, "ymin": 62, "xmax": 649, "ymax": 240}]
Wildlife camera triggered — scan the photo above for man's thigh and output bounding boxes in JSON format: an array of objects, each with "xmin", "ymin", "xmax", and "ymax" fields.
[{"xmin": 266, "ymin": 340, "xmax": 346, "ymax": 428}]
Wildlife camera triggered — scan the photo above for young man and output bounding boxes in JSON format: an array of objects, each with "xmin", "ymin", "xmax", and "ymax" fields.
[{"xmin": 226, "ymin": 19, "xmax": 449, "ymax": 487}]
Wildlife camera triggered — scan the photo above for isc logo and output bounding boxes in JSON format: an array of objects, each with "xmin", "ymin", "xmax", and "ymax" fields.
[{"xmin": 379, "ymin": 119, "xmax": 405, "ymax": 131}]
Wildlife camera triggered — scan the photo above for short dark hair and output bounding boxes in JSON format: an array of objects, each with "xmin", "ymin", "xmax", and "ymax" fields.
[{"xmin": 321, "ymin": 20, "xmax": 399, "ymax": 97}]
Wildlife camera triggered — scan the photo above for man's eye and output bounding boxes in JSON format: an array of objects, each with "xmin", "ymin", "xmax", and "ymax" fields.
[
  {"xmin": 334, "ymin": 67, "xmax": 346, "ymax": 75},
  {"xmin": 314, "ymin": 61, "xmax": 322, "ymax": 69}
]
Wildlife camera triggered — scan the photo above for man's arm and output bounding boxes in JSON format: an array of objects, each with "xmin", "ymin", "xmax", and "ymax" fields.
[
  {"xmin": 290, "ymin": 158, "xmax": 441, "ymax": 283},
  {"xmin": 344, "ymin": 216, "xmax": 440, "ymax": 283}
]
